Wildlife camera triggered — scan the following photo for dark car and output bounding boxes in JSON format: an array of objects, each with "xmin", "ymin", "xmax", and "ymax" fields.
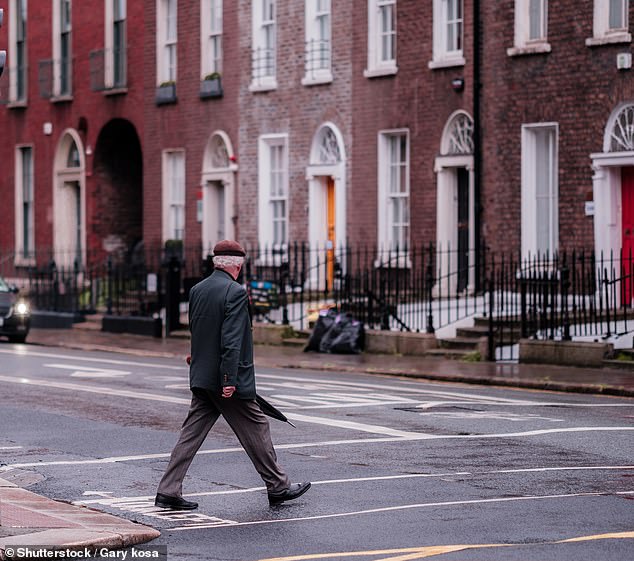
[{"xmin": 0, "ymin": 277, "xmax": 31, "ymax": 343}]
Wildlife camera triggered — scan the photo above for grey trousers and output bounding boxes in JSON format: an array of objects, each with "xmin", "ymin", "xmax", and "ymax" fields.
[{"xmin": 157, "ymin": 390, "xmax": 291, "ymax": 497}]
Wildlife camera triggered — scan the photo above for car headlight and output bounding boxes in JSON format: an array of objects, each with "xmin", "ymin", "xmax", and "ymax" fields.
[{"xmin": 15, "ymin": 302, "xmax": 29, "ymax": 315}]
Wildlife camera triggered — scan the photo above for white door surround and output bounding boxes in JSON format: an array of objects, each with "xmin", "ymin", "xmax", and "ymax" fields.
[
  {"xmin": 590, "ymin": 102, "xmax": 634, "ymax": 262},
  {"xmin": 435, "ymin": 111, "xmax": 475, "ymax": 294},
  {"xmin": 201, "ymin": 131, "xmax": 237, "ymax": 252},
  {"xmin": 53, "ymin": 129, "xmax": 86, "ymax": 268},
  {"xmin": 307, "ymin": 123, "xmax": 347, "ymax": 289}
]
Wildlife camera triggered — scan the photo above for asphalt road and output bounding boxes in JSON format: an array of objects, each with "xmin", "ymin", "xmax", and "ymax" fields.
[{"xmin": 0, "ymin": 344, "xmax": 633, "ymax": 561}]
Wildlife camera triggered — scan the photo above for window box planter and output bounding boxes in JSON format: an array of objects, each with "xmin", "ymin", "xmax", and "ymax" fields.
[
  {"xmin": 156, "ymin": 82, "xmax": 177, "ymax": 105},
  {"xmin": 199, "ymin": 75, "xmax": 223, "ymax": 99}
]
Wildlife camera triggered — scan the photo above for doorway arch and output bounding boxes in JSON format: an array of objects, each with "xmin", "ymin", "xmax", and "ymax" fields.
[
  {"xmin": 54, "ymin": 129, "xmax": 86, "ymax": 268},
  {"xmin": 435, "ymin": 110, "xmax": 475, "ymax": 294},
  {"xmin": 201, "ymin": 131, "xmax": 237, "ymax": 253},
  {"xmin": 306, "ymin": 122, "xmax": 347, "ymax": 289},
  {"xmin": 591, "ymin": 101, "xmax": 634, "ymax": 305},
  {"xmin": 93, "ymin": 119, "xmax": 143, "ymax": 258}
]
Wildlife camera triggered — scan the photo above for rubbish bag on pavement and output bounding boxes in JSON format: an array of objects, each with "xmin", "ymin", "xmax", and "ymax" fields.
[
  {"xmin": 304, "ymin": 308, "xmax": 337, "ymax": 352},
  {"xmin": 328, "ymin": 318, "xmax": 365, "ymax": 354},
  {"xmin": 318, "ymin": 313, "xmax": 352, "ymax": 353}
]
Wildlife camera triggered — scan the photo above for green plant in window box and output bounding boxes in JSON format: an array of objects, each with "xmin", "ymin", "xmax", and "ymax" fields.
[
  {"xmin": 156, "ymin": 80, "xmax": 177, "ymax": 105},
  {"xmin": 200, "ymin": 72, "xmax": 223, "ymax": 99}
]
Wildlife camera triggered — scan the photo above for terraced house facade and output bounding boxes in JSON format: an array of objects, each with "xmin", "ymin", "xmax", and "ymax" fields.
[{"xmin": 0, "ymin": 0, "xmax": 632, "ymax": 287}]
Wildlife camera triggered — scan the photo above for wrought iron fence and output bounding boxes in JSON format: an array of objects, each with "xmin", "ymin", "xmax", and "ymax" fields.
[{"xmin": 2, "ymin": 244, "xmax": 634, "ymax": 362}]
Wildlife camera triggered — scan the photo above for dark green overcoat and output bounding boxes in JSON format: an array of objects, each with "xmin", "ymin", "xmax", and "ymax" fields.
[{"xmin": 188, "ymin": 269, "xmax": 256, "ymax": 399}]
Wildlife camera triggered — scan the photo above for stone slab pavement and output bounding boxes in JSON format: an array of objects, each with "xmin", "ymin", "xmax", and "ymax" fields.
[
  {"xmin": 0, "ymin": 478, "xmax": 159, "ymax": 560},
  {"xmin": 1, "ymin": 325, "xmax": 632, "ymax": 559}
]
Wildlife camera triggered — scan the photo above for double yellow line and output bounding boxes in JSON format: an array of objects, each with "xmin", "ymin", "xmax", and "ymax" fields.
[{"xmin": 259, "ymin": 530, "xmax": 634, "ymax": 561}]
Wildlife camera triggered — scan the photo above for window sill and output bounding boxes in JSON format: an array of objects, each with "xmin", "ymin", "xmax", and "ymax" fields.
[
  {"xmin": 249, "ymin": 79, "xmax": 278, "ymax": 93},
  {"xmin": 428, "ymin": 56, "xmax": 465, "ymax": 70},
  {"xmin": 373, "ymin": 255, "xmax": 412, "ymax": 269},
  {"xmin": 301, "ymin": 73, "xmax": 333, "ymax": 86},
  {"xmin": 50, "ymin": 95, "xmax": 74, "ymax": 104},
  {"xmin": 363, "ymin": 66, "xmax": 398, "ymax": 78},
  {"xmin": 13, "ymin": 257, "xmax": 36, "ymax": 268},
  {"xmin": 586, "ymin": 32, "xmax": 632, "ymax": 47},
  {"xmin": 6, "ymin": 100, "xmax": 28, "ymax": 109},
  {"xmin": 103, "ymin": 87, "xmax": 128, "ymax": 96},
  {"xmin": 507, "ymin": 42, "xmax": 552, "ymax": 56}
]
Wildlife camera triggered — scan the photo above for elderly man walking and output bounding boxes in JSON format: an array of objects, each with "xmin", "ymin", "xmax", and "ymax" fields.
[{"xmin": 155, "ymin": 240, "xmax": 310, "ymax": 509}]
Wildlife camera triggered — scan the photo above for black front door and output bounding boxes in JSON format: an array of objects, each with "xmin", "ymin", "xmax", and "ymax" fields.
[{"xmin": 457, "ymin": 168, "xmax": 469, "ymax": 293}]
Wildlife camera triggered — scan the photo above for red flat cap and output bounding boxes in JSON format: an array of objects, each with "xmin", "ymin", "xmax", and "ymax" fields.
[{"xmin": 213, "ymin": 239, "xmax": 246, "ymax": 257}]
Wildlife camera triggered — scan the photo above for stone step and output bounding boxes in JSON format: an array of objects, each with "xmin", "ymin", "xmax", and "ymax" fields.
[
  {"xmin": 437, "ymin": 337, "xmax": 481, "ymax": 350},
  {"xmin": 456, "ymin": 325, "xmax": 490, "ymax": 338},
  {"xmin": 425, "ymin": 348, "xmax": 480, "ymax": 360}
]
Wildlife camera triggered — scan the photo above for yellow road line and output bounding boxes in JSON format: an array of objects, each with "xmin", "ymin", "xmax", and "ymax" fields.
[{"xmin": 258, "ymin": 530, "xmax": 634, "ymax": 561}]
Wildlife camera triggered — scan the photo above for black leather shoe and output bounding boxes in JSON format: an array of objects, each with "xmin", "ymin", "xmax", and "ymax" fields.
[
  {"xmin": 155, "ymin": 493, "xmax": 198, "ymax": 510},
  {"xmin": 268, "ymin": 482, "xmax": 311, "ymax": 505}
]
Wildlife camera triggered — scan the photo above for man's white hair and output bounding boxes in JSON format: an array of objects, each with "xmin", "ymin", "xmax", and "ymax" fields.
[{"xmin": 213, "ymin": 255, "xmax": 244, "ymax": 269}]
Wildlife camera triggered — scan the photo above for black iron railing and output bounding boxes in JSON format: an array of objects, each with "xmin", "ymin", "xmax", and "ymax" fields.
[{"xmin": 2, "ymin": 244, "xmax": 634, "ymax": 361}]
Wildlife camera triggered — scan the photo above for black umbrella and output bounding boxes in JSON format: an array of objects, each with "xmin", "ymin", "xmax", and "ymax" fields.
[{"xmin": 256, "ymin": 394, "xmax": 296, "ymax": 428}]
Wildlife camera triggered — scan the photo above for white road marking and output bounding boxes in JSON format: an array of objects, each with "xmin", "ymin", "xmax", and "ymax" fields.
[
  {"xmin": 75, "ymin": 465, "xmax": 634, "ymax": 505},
  {"xmin": 0, "ymin": 446, "xmax": 22, "ymax": 450},
  {"xmin": 167, "ymin": 491, "xmax": 634, "ymax": 531},
  {"xmin": 2, "ymin": 427, "xmax": 633, "ymax": 471},
  {"xmin": 418, "ymin": 411, "xmax": 564, "ymax": 422},
  {"xmin": 44, "ymin": 363, "xmax": 131, "ymax": 378},
  {"xmin": 0, "ymin": 348, "xmax": 186, "ymax": 370},
  {"xmin": 0, "ymin": 374, "xmax": 427, "ymax": 438}
]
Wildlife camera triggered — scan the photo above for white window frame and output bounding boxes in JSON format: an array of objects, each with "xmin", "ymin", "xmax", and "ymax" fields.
[
  {"xmin": 429, "ymin": 0, "xmax": 465, "ymax": 69},
  {"xmin": 8, "ymin": 0, "xmax": 28, "ymax": 105},
  {"xmin": 52, "ymin": 0, "xmax": 72, "ymax": 97},
  {"xmin": 587, "ymin": 0, "xmax": 631, "ymax": 46},
  {"xmin": 250, "ymin": 0, "xmax": 277, "ymax": 92},
  {"xmin": 302, "ymin": 0, "xmax": 333, "ymax": 85},
  {"xmin": 377, "ymin": 129, "xmax": 410, "ymax": 257},
  {"xmin": 200, "ymin": 0, "xmax": 222, "ymax": 78},
  {"xmin": 162, "ymin": 150, "xmax": 186, "ymax": 243},
  {"xmin": 156, "ymin": 0, "xmax": 177, "ymax": 85},
  {"xmin": 104, "ymin": 0, "xmax": 126, "ymax": 89},
  {"xmin": 258, "ymin": 134, "xmax": 289, "ymax": 250},
  {"xmin": 507, "ymin": 0, "xmax": 551, "ymax": 56},
  {"xmin": 14, "ymin": 145, "xmax": 35, "ymax": 265},
  {"xmin": 521, "ymin": 123, "xmax": 559, "ymax": 258},
  {"xmin": 364, "ymin": 0, "xmax": 397, "ymax": 78}
]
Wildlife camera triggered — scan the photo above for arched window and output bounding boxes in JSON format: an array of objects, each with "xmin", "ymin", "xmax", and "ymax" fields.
[
  {"xmin": 67, "ymin": 140, "xmax": 81, "ymax": 168},
  {"xmin": 208, "ymin": 133, "xmax": 230, "ymax": 168},
  {"xmin": 311, "ymin": 125, "xmax": 342, "ymax": 165},
  {"xmin": 441, "ymin": 111, "xmax": 474, "ymax": 155},
  {"xmin": 607, "ymin": 103, "xmax": 634, "ymax": 152}
]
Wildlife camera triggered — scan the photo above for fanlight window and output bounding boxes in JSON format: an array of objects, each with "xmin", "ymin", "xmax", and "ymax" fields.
[
  {"xmin": 209, "ymin": 134, "xmax": 230, "ymax": 168},
  {"xmin": 314, "ymin": 126, "xmax": 341, "ymax": 165},
  {"xmin": 609, "ymin": 104, "xmax": 634, "ymax": 152},
  {"xmin": 67, "ymin": 140, "xmax": 81, "ymax": 168},
  {"xmin": 443, "ymin": 113, "xmax": 474, "ymax": 155}
]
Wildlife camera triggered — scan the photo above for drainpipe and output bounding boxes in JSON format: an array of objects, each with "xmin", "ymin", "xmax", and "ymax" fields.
[{"xmin": 473, "ymin": 0, "xmax": 483, "ymax": 290}]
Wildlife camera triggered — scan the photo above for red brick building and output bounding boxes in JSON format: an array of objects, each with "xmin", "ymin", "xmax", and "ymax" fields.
[{"xmin": 0, "ymin": 0, "xmax": 633, "ymax": 291}]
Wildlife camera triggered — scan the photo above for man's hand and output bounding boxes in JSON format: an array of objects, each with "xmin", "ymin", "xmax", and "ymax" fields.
[{"xmin": 222, "ymin": 385, "xmax": 236, "ymax": 398}]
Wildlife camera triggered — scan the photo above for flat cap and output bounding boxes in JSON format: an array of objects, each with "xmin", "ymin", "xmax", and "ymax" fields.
[{"xmin": 213, "ymin": 239, "xmax": 246, "ymax": 257}]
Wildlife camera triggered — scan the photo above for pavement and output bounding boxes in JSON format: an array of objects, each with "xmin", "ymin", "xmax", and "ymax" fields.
[{"xmin": 1, "ymin": 325, "xmax": 633, "ymax": 559}]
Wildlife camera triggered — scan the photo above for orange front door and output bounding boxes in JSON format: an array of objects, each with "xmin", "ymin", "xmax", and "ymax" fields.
[
  {"xmin": 622, "ymin": 167, "xmax": 634, "ymax": 305},
  {"xmin": 326, "ymin": 177, "xmax": 336, "ymax": 291}
]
